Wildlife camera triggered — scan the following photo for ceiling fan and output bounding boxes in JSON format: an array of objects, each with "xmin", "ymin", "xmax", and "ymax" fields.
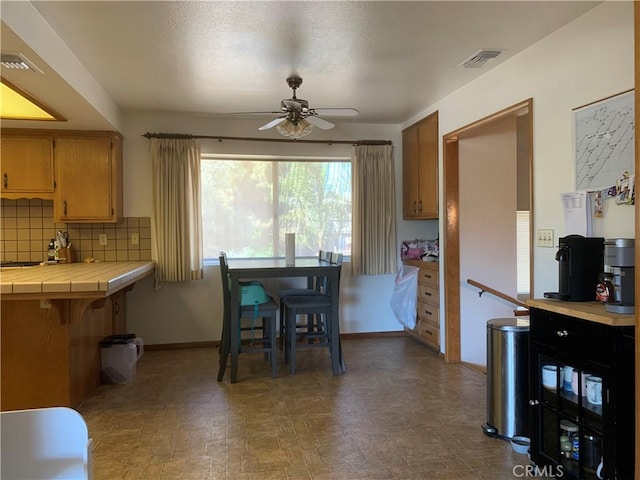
[{"xmin": 229, "ymin": 75, "xmax": 359, "ymax": 138}]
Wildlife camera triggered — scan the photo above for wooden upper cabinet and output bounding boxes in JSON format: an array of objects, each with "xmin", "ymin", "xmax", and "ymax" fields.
[
  {"xmin": 54, "ymin": 133, "xmax": 123, "ymax": 223},
  {"xmin": 0, "ymin": 134, "xmax": 55, "ymax": 199},
  {"xmin": 402, "ymin": 111, "xmax": 439, "ymax": 219}
]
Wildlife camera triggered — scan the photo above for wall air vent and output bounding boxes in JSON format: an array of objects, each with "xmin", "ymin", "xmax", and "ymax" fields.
[
  {"xmin": 457, "ymin": 49, "xmax": 503, "ymax": 68},
  {"xmin": 1, "ymin": 53, "xmax": 43, "ymax": 74}
]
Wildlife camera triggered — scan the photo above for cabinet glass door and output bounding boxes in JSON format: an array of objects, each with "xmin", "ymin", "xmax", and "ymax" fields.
[{"xmin": 537, "ymin": 355, "xmax": 605, "ymax": 479}]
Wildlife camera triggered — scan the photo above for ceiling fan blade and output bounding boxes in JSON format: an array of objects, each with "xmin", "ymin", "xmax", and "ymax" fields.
[
  {"xmin": 228, "ymin": 111, "xmax": 283, "ymax": 115},
  {"xmin": 306, "ymin": 115, "xmax": 334, "ymax": 130},
  {"xmin": 310, "ymin": 108, "xmax": 359, "ymax": 117},
  {"xmin": 258, "ymin": 117, "xmax": 288, "ymax": 130}
]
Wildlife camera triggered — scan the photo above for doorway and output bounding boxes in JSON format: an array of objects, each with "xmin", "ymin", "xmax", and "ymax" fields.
[{"xmin": 442, "ymin": 99, "xmax": 533, "ymax": 366}]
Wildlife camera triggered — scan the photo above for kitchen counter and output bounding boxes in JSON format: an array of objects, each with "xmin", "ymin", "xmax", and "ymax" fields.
[
  {"xmin": 1, "ymin": 261, "xmax": 155, "ymax": 411},
  {"xmin": 0, "ymin": 261, "xmax": 155, "ymax": 298},
  {"xmin": 526, "ymin": 298, "xmax": 634, "ymax": 327}
]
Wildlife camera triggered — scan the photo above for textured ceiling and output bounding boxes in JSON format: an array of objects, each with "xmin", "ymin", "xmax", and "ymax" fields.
[{"xmin": 1, "ymin": 1, "xmax": 601, "ymax": 130}]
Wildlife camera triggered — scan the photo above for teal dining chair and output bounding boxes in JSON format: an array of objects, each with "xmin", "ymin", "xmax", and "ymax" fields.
[{"xmin": 217, "ymin": 252, "xmax": 279, "ymax": 380}]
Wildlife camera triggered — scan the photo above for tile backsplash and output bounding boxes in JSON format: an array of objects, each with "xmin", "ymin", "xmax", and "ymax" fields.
[{"xmin": 1, "ymin": 199, "xmax": 152, "ymax": 263}]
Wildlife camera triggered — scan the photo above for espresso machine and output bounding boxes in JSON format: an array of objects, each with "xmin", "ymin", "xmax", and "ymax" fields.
[
  {"xmin": 544, "ymin": 235, "xmax": 604, "ymax": 301},
  {"xmin": 604, "ymin": 238, "xmax": 635, "ymax": 314}
]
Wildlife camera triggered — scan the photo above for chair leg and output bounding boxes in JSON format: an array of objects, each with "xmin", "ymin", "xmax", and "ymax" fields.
[
  {"xmin": 261, "ymin": 317, "xmax": 269, "ymax": 361},
  {"xmin": 269, "ymin": 313, "xmax": 278, "ymax": 378},
  {"xmin": 279, "ymin": 307, "xmax": 286, "ymax": 351},
  {"xmin": 288, "ymin": 307, "xmax": 297, "ymax": 375},
  {"xmin": 217, "ymin": 319, "xmax": 229, "ymax": 382}
]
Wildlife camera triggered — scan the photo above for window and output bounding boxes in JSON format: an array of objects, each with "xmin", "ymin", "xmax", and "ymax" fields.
[{"xmin": 201, "ymin": 155, "xmax": 351, "ymax": 259}]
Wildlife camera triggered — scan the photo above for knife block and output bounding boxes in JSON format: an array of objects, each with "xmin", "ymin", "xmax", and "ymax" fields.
[{"xmin": 57, "ymin": 245, "xmax": 75, "ymax": 263}]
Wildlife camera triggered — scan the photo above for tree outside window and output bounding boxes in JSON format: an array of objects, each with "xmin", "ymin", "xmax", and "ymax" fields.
[{"xmin": 201, "ymin": 158, "xmax": 351, "ymax": 259}]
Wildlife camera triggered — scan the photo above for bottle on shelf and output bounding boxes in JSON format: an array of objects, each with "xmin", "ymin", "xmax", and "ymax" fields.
[{"xmin": 47, "ymin": 239, "xmax": 56, "ymax": 261}]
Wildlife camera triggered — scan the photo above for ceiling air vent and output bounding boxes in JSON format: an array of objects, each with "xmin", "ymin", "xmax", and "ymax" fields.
[
  {"xmin": 457, "ymin": 49, "xmax": 503, "ymax": 68},
  {"xmin": 0, "ymin": 53, "xmax": 43, "ymax": 74}
]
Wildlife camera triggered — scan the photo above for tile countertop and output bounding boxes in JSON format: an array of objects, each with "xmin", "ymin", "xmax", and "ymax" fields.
[
  {"xmin": 526, "ymin": 298, "xmax": 635, "ymax": 327},
  {"xmin": 0, "ymin": 261, "xmax": 155, "ymax": 299}
]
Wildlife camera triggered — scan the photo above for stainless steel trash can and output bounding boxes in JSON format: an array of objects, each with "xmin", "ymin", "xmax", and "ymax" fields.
[{"xmin": 482, "ymin": 318, "xmax": 530, "ymax": 440}]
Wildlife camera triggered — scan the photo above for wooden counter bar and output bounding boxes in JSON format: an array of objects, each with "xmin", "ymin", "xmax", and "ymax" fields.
[
  {"xmin": 526, "ymin": 298, "xmax": 634, "ymax": 327},
  {"xmin": 0, "ymin": 261, "xmax": 154, "ymax": 411}
]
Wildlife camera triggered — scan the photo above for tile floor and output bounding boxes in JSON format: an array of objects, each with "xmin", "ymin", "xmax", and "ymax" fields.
[{"xmin": 79, "ymin": 337, "xmax": 531, "ymax": 479}]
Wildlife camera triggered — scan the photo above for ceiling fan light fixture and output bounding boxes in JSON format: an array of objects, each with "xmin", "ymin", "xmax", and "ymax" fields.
[{"xmin": 276, "ymin": 119, "xmax": 313, "ymax": 138}]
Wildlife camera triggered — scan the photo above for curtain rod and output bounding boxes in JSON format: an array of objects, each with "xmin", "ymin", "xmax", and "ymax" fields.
[{"xmin": 142, "ymin": 132, "xmax": 392, "ymax": 146}]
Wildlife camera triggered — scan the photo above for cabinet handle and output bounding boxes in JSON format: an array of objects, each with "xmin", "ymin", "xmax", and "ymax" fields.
[
  {"xmin": 2, "ymin": 173, "xmax": 7, "ymax": 189},
  {"xmin": 63, "ymin": 200, "xmax": 68, "ymax": 215},
  {"xmin": 556, "ymin": 330, "xmax": 569, "ymax": 337},
  {"xmin": 412, "ymin": 200, "xmax": 417, "ymax": 214},
  {"xmin": 115, "ymin": 301, "xmax": 120, "ymax": 314},
  {"xmin": 424, "ymin": 310, "xmax": 432, "ymax": 315},
  {"xmin": 529, "ymin": 399, "xmax": 540, "ymax": 406},
  {"xmin": 424, "ymin": 274, "xmax": 432, "ymax": 279},
  {"xmin": 424, "ymin": 291, "xmax": 432, "ymax": 297},
  {"xmin": 418, "ymin": 200, "xmax": 423, "ymax": 213}
]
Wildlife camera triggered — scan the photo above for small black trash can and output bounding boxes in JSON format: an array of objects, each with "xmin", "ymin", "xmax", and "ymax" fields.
[{"xmin": 482, "ymin": 318, "xmax": 530, "ymax": 440}]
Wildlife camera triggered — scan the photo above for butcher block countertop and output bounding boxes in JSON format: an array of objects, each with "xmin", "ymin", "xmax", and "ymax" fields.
[
  {"xmin": 526, "ymin": 298, "xmax": 635, "ymax": 327},
  {"xmin": 0, "ymin": 261, "xmax": 155, "ymax": 299}
]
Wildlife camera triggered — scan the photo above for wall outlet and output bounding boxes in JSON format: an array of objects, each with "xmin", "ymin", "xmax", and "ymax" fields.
[
  {"xmin": 99, "ymin": 233, "xmax": 108, "ymax": 246},
  {"xmin": 131, "ymin": 233, "xmax": 139, "ymax": 245},
  {"xmin": 536, "ymin": 228, "xmax": 554, "ymax": 247}
]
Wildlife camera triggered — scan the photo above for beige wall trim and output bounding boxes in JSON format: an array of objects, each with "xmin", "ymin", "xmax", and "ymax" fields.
[{"xmin": 144, "ymin": 331, "xmax": 407, "ymax": 351}]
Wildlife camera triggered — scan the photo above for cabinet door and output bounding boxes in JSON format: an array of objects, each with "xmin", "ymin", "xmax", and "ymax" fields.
[
  {"xmin": 402, "ymin": 126, "xmax": 420, "ymax": 218},
  {"xmin": 402, "ymin": 112, "xmax": 439, "ymax": 220},
  {"xmin": 417, "ymin": 113, "xmax": 438, "ymax": 218},
  {"xmin": 0, "ymin": 135, "xmax": 54, "ymax": 196},
  {"xmin": 55, "ymin": 135, "xmax": 121, "ymax": 222}
]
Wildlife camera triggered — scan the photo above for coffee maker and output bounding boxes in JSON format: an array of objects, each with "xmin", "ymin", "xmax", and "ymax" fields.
[
  {"xmin": 604, "ymin": 238, "xmax": 635, "ymax": 314},
  {"xmin": 544, "ymin": 235, "xmax": 604, "ymax": 301}
]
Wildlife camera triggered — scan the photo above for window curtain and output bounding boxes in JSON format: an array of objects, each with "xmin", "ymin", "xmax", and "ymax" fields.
[
  {"xmin": 150, "ymin": 138, "xmax": 203, "ymax": 286},
  {"xmin": 351, "ymin": 144, "xmax": 397, "ymax": 276}
]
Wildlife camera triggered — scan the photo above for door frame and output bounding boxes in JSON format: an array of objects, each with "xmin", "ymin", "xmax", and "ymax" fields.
[{"xmin": 442, "ymin": 99, "xmax": 534, "ymax": 362}]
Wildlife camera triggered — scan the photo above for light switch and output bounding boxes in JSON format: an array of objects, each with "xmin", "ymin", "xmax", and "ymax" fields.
[{"xmin": 536, "ymin": 229, "xmax": 554, "ymax": 248}]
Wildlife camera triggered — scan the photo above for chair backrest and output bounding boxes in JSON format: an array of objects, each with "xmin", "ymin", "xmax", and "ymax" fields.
[
  {"xmin": 0, "ymin": 407, "xmax": 93, "ymax": 479},
  {"xmin": 329, "ymin": 252, "xmax": 343, "ymax": 265},
  {"xmin": 219, "ymin": 252, "xmax": 231, "ymax": 319},
  {"xmin": 319, "ymin": 250, "xmax": 331, "ymax": 263}
]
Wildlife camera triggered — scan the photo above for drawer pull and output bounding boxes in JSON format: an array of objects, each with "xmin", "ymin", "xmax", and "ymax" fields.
[
  {"xmin": 424, "ymin": 329, "xmax": 433, "ymax": 336},
  {"xmin": 424, "ymin": 291, "xmax": 432, "ymax": 297},
  {"xmin": 529, "ymin": 399, "xmax": 539, "ymax": 406},
  {"xmin": 556, "ymin": 330, "xmax": 569, "ymax": 337},
  {"xmin": 424, "ymin": 274, "xmax": 432, "ymax": 279},
  {"xmin": 424, "ymin": 310, "xmax": 432, "ymax": 315}
]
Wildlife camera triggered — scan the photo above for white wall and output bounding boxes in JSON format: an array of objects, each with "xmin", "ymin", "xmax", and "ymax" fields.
[
  {"xmin": 400, "ymin": 1, "xmax": 634, "ymax": 364},
  {"xmin": 125, "ymin": 1, "xmax": 634, "ymax": 351},
  {"xmin": 459, "ymin": 116, "xmax": 519, "ymax": 368},
  {"xmin": 123, "ymin": 114, "xmax": 438, "ymax": 344}
]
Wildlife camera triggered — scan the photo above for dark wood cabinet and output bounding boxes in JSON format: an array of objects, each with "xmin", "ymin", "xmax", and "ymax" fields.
[{"xmin": 528, "ymin": 301, "xmax": 634, "ymax": 480}]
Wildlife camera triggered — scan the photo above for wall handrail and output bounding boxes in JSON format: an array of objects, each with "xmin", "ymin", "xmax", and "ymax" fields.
[{"xmin": 466, "ymin": 278, "xmax": 529, "ymax": 314}]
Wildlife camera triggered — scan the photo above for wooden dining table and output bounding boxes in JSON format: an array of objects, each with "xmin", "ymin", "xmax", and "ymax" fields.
[{"xmin": 221, "ymin": 257, "xmax": 342, "ymax": 383}]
